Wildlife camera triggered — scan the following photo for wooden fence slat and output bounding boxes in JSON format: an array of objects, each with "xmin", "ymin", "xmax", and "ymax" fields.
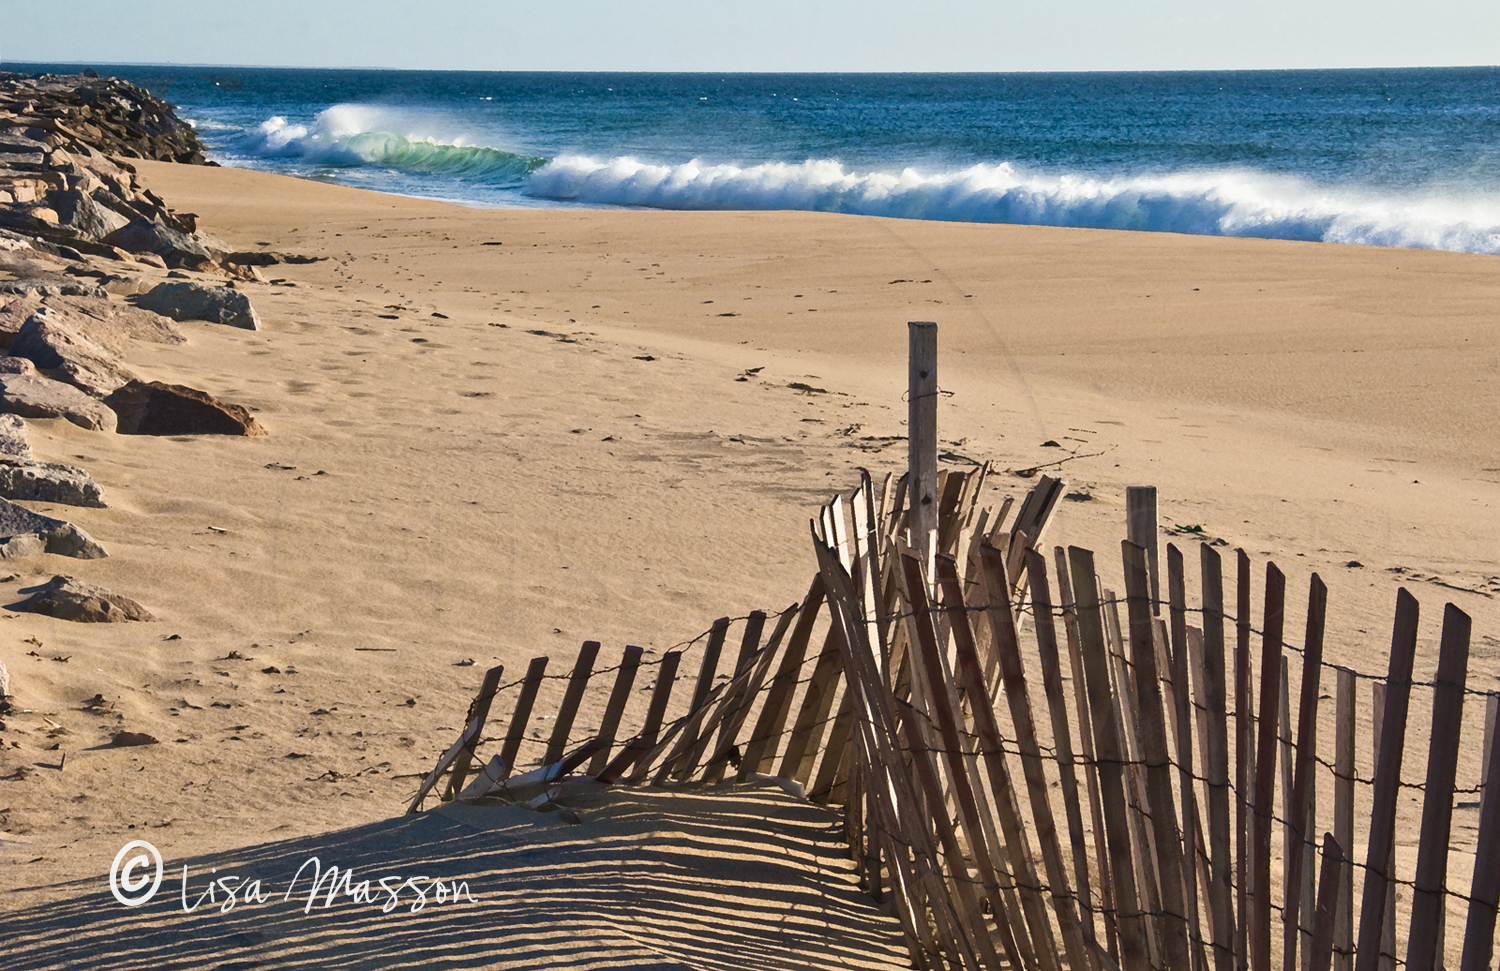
[
  {"xmin": 1353, "ymin": 588, "xmax": 1421, "ymax": 971},
  {"xmin": 1334, "ymin": 668, "xmax": 1356, "ymax": 971},
  {"xmin": 499, "ymin": 656, "xmax": 550, "ymax": 776},
  {"xmin": 1405, "ymin": 603, "xmax": 1472, "ymax": 971},
  {"xmin": 664, "ymin": 635, "xmax": 788, "ymax": 784},
  {"xmin": 1167, "ymin": 544, "xmax": 1209, "ymax": 971},
  {"xmin": 1106, "ymin": 581, "xmax": 1165, "ymax": 969},
  {"xmin": 1251, "ymin": 561, "xmax": 1286, "ymax": 971},
  {"xmin": 808, "ymin": 688, "xmax": 854, "ymax": 803},
  {"xmin": 1126, "ymin": 486, "xmax": 1161, "ymax": 614},
  {"xmin": 544, "ymin": 640, "xmax": 600, "ymax": 765},
  {"xmin": 1236, "ymin": 548, "xmax": 1254, "ymax": 971},
  {"xmin": 739, "ymin": 574, "xmax": 825, "ymax": 780},
  {"xmin": 908, "ymin": 320, "xmax": 939, "ymax": 562},
  {"xmin": 689, "ymin": 617, "xmax": 731, "ymax": 714},
  {"xmin": 1123, "ymin": 540, "xmax": 1194, "ymax": 971},
  {"xmin": 905, "ymin": 552, "xmax": 1034, "ymax": 971},
  {"xmin": 730, "ymin": 610, "xmax": 768, "ymax": 677},
  {"xmin": 703, "ymin": 605, "xmax": 799, "ymax": 783},
  {"xmin": 814, "ymin": 528, "xmax": 983, "ymax": 971},
  {"xmin": 408, "ymin": 664, "xmax": 505, "ymax": 812},
  {"xmin": 1277, "ymin": 660, "xmax": 1296, "ymax": 969},
  {"xmin": 641, "ymin": 650, "xmax": 682, "ymax": 744},
  {"xmin": 1285, "ymin": 576, "xmax": 1327, "ymax": 971},
  {"xmin": 1459, "ymin": 692, "xmax": 1500, "ymax": 971},
  {"xmin": 1070, "ymin": 545, "xmax": 1154, "ymax": 970},
  {"xmin": 1199, "ymin": 542, "xmax": 1237, "ymax": 971},
  {"xmin": 1023, "ymin": 547, "xmax": 1103, "ymax": 971},
  {"xmin": 974, "ymin": 546, "xmax": 1088, "ymax": 971},
  {"xmin": 1370, "ymin": 682, "xmax": 1397, "ymax": 971},
  {"xmin": 1058, "ymin": 544, "xmax": 1121, "ymax": 963},
  {"xmin": 907, "ymin": 551, "xmax": 1039, "ymax": 971},
  {"xmin": 587, "ymin": 645, "xmax": 644, "ymax": 775},
  {"xmin": 778, "ymin": 625, "xmax": 846, "ymax": 786},
  {"xmin": 1310, "ymin": 834, "xmax": 1346, "ymax": 971}
]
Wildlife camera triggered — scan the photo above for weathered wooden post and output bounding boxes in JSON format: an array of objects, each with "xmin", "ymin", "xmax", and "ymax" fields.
[{"xmin": 908, "ymin": 321, "xmax": 938, "ymax": 563}]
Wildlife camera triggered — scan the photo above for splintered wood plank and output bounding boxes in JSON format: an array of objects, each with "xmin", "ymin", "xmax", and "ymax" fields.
[
  {"xmin": 1405, "ymin": 604, "xmax": 1471, "ymax": 971},
  {"xmin": 587, "ymin": 645, "xmax": 645, "ymax": 775},
  {"xmin": 1058, "ymin": 544, "xmax": 1119, "ymax": 963},
  {"xmin": 739, "ymin": 574, "xmax": 824, "ymax": 780},
  {"xmin": 1460, "ymin": 692, "xmax": 1500, "ymax": 971},
  {"xmin": 1023, "ymin": 547, "xmax": 1102, "ymax": 971},
  {"xmin": 688, "ymin": 617, "xmax": 730, "ymax": 714},
  {"xmin": 1353, "ymin": 588, "xmax": 1421, "ymax": 971},
  {"xmin": 408, "ymin": 663, "xmax": 504, "ymax": 813},
  {"xmin": 545, "ymin": 640, "xmax": 600, "ymax": 765},
  {"xmin": 1123, "ymin": 540, "xmax": 1193, "ymax": 971},
  {"xmin": 1199, "ymin": 543, "xmax": 1236, "ymax": 971},
  {"xmin": 499, "ymin": 656, "xmax": 550, "ymax": 775},
  {"xmin": 1310, "ymin": 834, "xmax": 1346, "ymax": 971},
  {"xmin": 1334, "ymin": 669, "xmax": 1356, "ymax": 971},
  {"xmin": 1070, "ymin": 545, "xmax": 1153, "ymax": 971},
  {"xmin": 1251, "ymin": 562, "xmax": 1286, "ymax": 971}
]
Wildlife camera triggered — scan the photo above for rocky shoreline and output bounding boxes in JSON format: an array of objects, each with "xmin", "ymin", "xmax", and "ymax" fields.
[{"xmin": 0, "ymin": 70, "xmax": 277, "ymax": 626}]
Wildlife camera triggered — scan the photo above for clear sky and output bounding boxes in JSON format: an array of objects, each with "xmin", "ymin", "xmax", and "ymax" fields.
[{"xmin": 3, "ymin": 0, "xmax": 1496, "ymax": 73}]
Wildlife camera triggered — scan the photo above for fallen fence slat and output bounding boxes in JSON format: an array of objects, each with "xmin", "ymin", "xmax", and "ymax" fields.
[{"xmin": 407, "ymin": 663, "xmax": 505, "ymax": 813}]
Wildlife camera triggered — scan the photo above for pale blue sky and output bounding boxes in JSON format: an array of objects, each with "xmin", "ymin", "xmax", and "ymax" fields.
[{"xmin": 3, "ymin": 0, "xmax": 1496, "ymax": 73}]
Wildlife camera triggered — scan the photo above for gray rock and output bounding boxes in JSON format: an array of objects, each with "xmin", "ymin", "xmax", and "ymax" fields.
[
  {"xmin": 0, "ymin": 534, "xmax": 45, "ymax": 559},
  {"xmin": 11, "ymin": 305, "xmax": 135, "ymax": 397},
  {"xmin": 0, "ymin": 459, "xmax": 105, "ymax": 507},
  {"xmin": 0, "ymin": 372, "xmax": 118, "ymax": 432},
  {"xmin": 135, "ymin": 281, "xmax": 260, "ymax": 331},
  {"xmin": 101, "ymin": 218, "xmax": 213, "ymax": 268},
  {"xmin": 0, "ymin": 655, "xmax": 10, "ymax": 700},
  {"xmin": 0, "ymin": 280, "xmax": 107, "ymax": 299},
  {"xmin": 13, "ymin": 575, "xmax": 148, "ymax": 622},
  {"xmin": 51, "ymin": 187, "xmax": 128, "ymax": 239},
  {"xmin": 0, "ymin": 413, "xmax": 31, "ymax": 460},
  {"xmin": 0, "ymin": 497, "xmax": 106, "ymax": 558}
]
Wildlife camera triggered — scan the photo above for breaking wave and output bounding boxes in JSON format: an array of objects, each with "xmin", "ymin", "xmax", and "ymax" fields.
[
  {"xmin": 524, "ymin": 156, "xmax": 1500, "ymax": 254},
  {"xmin": 238, "ymin": 105, "xmax": 546, "ymax": 184}
]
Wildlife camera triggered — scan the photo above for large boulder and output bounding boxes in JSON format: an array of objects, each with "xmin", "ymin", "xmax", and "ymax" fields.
[
  {"xmin": 10, "ymin": 304, "xmax": 135, "ymax": 397},
  {"xmin": 0, "ymin": 459, "xmax": 106, "ymax": 507},
  {"xmin": 51, "ymin": 186, "xmax": 128, "ymax": 239},
  {"xmin": 0, "ymin": 497, "xmax": 107, "ymax": 558},
  {"xmin": 12, "ymin": 575, "xmax": 149, "ymax": 622},
  {"xmin": 135, "ymin": 281, "xmax": 260, "ymax": 330},
  {"xmin": 103, "ymin": 380, "xmax": 266, "ymax": 436},
  {"xmin": 101, "ymin": 218, "xmax": 213, "ymax": 268},
  {"xmin": 0, "ymin": 372, "xmax": 118, "ymax": 432}
]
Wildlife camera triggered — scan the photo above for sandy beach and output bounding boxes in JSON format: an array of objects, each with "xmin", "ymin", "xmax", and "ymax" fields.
[{"xmin": 2, "ymin": 159, "xmax": 1498, "ymax": 966}]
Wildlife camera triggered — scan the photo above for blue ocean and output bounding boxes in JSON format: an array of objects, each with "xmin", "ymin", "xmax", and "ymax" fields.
[{"xmin": 11, "ymin": 64, "xmax": 1500, "ymax": 254}]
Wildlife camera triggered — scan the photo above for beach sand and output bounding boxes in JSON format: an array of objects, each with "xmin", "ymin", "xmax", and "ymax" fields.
[{"xmin": 1, "ymin": 161, "xmax": 1497, "ymax": 967}]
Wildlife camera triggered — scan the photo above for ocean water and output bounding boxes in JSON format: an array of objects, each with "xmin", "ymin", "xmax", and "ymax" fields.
[{"xmin": 11, "ymin": 63, "xmax": 1500, "ymax": 254}]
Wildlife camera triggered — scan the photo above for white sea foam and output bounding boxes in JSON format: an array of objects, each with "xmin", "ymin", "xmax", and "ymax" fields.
[{"xmin": 523, "ymin": 156, "xmax": 1500, "ymax": 254}]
